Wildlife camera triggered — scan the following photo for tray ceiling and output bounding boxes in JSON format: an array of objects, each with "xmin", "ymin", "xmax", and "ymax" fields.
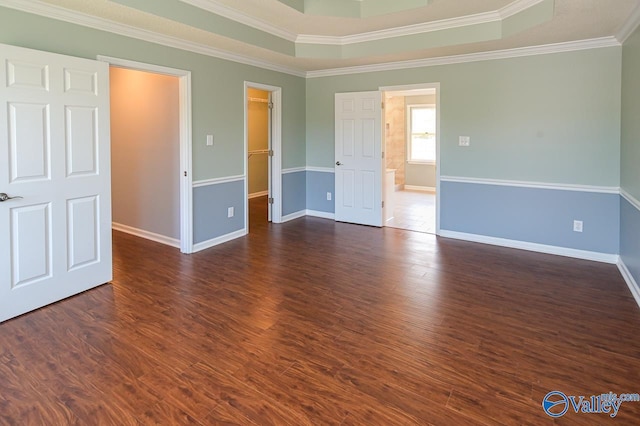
[{"xmin": 2, "ymin": 0, "xmax": 639, "ymax": 76}]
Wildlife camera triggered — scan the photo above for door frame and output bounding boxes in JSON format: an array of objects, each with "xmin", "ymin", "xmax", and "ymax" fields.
[
  {"xmin": 379, "ymin": 82, "xmax": 441, "ymax": 235},
  {"xmin": 97, "ymin": 56, "xmax": 193, "ymax": 253},
  {"xmin": 244, "ymin": 81, "xmax": 282, "ymax": 227}
]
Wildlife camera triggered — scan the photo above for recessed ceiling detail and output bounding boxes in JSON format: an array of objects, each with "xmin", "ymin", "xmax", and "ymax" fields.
[
  {"xmin": 276, "ymin": 0, "xmax": 432, "ymax": 18},
  {"xmin": 295, "ymin": 0, "xmax": 556, "ymax": 58},
  {"xmin": 114, "ymin": 0, "xmax": 556, "ymax": 59},
  {"xmin": 3, "ymin": 0, "xmax": 638, "ymax": 74}
]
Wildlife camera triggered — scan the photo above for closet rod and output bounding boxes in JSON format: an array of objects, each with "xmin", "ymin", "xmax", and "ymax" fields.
[
  {"xmin": 248, "ymin": 149, "xmax": 270, "ymax": 158},
  {"xmin": 248, "ymin": 97, "xmax": 269, "ymax": 104}
]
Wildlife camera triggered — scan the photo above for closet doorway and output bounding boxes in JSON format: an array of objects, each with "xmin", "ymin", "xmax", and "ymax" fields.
[{"xmin": 244, "ymin": 82, "xmax": 283, "ymax": 232}]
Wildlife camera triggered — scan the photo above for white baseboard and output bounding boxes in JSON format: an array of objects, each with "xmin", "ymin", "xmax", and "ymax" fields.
[
  {"xmin": 112, "ymin": 222, "xmax": 180, "ymax": 248},
  {"xmin": 306, "ymin": 209, "xmax": 335, "ymax": 220},
  {"xmin": 404, "ymin": 185, "xmax": 436, "ymax": 193},
  {"xmin": 281, "ymin": 210, "xmax": 306, "ymax": 222},
  {"xmin": 249, "ymin": 190, "xmax": 269, "ymax": 199},
  {"xmin": 281, "ymin": 209, "xmax": 335, "ymax": 222},
  {"xmin": 618, "ymin": 260, "xmax": 640, "ymax": 309},
  {"xmin": 192, "ymin": 228, "xmax": 247, "ymax": 253},
  {"xmin": 439, "ymin": 230, "xmax": 619, "ymax": 264}
]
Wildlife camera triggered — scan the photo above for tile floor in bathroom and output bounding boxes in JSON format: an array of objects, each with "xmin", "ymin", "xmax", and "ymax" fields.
[{"xmin": 385, "ymin": 190, "xmax": 436, "ymax": 234}]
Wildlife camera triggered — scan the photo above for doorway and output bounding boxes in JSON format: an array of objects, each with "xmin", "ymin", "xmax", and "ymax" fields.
[
  {"xmin": 247, "ymin": 88, "xmax": 270, "ymax": 231},
  {"xmin": 98, "ymin": 56, "xmax": 193, "ymax": 253},
  {"xmin": 244, "ymin": 82, "xmax": 283, "ymax": 231},
  {"xmin": 381, "ymin": 84, "xmax": 439, "ymax": 234}
]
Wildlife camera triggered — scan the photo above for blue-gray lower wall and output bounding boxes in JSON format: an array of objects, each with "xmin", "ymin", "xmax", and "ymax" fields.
[
  {"xmin": 620, "ymin": 196, "xmax": 640, "ymax": 283},
  {"xmin": 440, "ymin": 181, "xmax": 619, "ymax": 254},
  {"xmin": 307, "ymin": 171, "xmax": 335, "ymax": 213},
  {"xmin": 282, "ymin": 171, "xmax": 306, "ymax": 216},
  {"xmin": 193, "ymin": 180, "xmax": 245, "ymax": 244}
]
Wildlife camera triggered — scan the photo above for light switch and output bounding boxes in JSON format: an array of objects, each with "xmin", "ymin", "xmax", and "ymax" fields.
[
  {"xmin": 206, "ymin": 134, "xmax": 214, "ymax": 146},
  {"xmin": 459, "ymin": 136, "xmax": 470, "ymax": 147}
]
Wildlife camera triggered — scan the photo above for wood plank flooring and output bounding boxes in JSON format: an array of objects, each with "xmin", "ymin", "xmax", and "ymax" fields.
[{"xmin": 1, "ymin": 196, "xmax": 640, "ymax": 425}]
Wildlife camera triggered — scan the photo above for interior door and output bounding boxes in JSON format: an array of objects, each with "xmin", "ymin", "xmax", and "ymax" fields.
[
  {"xmin": 0, "ymin": 43, "xmax": 112, "ymax": 322},
  {"xmin": 335, "ymin": 91, "xmax": 383, "ymax": 226}
]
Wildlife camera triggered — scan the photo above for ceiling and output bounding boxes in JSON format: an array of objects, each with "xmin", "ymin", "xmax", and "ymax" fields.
[{"xmin": 3, "ymin": 0, "xmax": 640, "ymax": 76}]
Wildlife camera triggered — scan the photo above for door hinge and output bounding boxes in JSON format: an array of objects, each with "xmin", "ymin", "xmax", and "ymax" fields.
[
  {"xmin": 268, "ymin": 197, "xmax": 274, "ymax": 204},
  {"xmin": 382, "ymin": 201, "xmax": 385, "ymax": 208},
  {"xmin": 268, "ymin": 149, "xmax": 274, "ymax": 157},
  {"xmin": 268, "ymin": 102, "xmax": 274, "ymax": 110},
  {"xmin": 381, "ymin": 101, "xmax": 385, "ymax": 109},
  {"xmin": 382, "ymin": 152, "xmax": 385, "ymax": 159}
]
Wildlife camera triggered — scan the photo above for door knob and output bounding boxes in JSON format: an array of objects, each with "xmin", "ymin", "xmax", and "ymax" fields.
[
  {"xmin": 336, "ymin": 161, "xmax": 342, "ymax": 166},
  {"xmin": 0, "ymin": 193, "xmax": 22, "ymax": 202}
]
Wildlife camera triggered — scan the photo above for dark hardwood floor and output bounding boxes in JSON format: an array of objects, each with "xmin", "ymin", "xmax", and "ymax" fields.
[{"xmin": 2, "ymin": 196, "xmax": 640, "ymax": 425}]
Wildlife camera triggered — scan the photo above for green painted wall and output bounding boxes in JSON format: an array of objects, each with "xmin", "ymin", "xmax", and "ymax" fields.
[
  {"xmin": 111, "ymin": 0, "xmax": 295, "ymax": 56},
  {"xmin": 621, "ymin": 25, "xmax": 640, "ymax": 200},
  {"xmin": 0, "ymin": 7, "xmax": 306, "ymax": 181},
  {"xmin": 307, "ymin": 47, "xmax": 622, "ymax": 187}
]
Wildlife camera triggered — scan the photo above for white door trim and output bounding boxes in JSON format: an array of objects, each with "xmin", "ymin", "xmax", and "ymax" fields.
[
  {"xmin": 244, "ymin": 81, "xmax": 283, "ymax": 227},
  {"xmin": 380, "ymin": 82, "xmax": 441, "ymax": 235},
  {"xmin": 97, "ymin": 55, "xmax": 194, "ymax": 253}
]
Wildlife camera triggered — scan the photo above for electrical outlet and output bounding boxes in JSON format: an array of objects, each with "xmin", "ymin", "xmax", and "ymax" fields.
[
  {"xmin": 327, "ymin": 192, "xmax": 332, "ymax": 201},
  {"xmin": 459, "ymin": 136, "xmax": 470, "ymax": 146},
  {"xmin": 573, "ymin": 220, "xmax": 583, "ymax": 233},
  {"xmin": 227, "ymin": 207, "xmax": 234, "ymax": 218}
]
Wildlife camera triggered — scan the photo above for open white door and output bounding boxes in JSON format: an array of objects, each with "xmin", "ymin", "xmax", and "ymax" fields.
[
  {"xmin": 335, "ymin": 91, "xmax": 383, "ymax": 226},
  {"xmin": 0, "ymin": 43, "xmax": 112, "ymax": 322}
]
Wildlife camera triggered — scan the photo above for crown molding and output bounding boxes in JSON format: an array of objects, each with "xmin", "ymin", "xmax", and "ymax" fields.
[
  {"xmin": 178, "ymin": 0, "xmax": 298, "ymax": 42},
  {"xmin": 297, "ymin": 0, "xmax": 546, "ymax": 45},
  {"xmin": 0, "ymin": 0, "xmax": 306, "ymax": 77},
  {"xmin": 306, "ymin": 37, "xmax": 621, "ymax": 78},
  {"xmin": 500, "ymin": 0, "xmax": 545, "ymax": 19},
  {"xmin": 181, "ymin": 0, "xmax": 547, "ymax": 48},
  {"xmin": 0, "ymin": 0, "xmax": 625, "ymax": 80},
  {"xmin": 276, "ymin": 0, "xmax": 432, "ymax": 19},
  {"xmin": 616, "ymin": 1, "xmax": 640, "ymax": 44}
]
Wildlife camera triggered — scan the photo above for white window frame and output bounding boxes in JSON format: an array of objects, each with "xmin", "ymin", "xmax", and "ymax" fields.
[{"xmin": 406, "ymin": 103, "xmax": 436, "ymax": 165}]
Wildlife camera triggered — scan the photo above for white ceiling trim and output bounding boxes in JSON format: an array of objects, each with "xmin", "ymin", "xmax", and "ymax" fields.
[
  {"xmin": 180, "ymin": 0, "xmax": 547, "ymax": 47},
  {"xmin": 0, "ymin": 0, "xmax": 623, "ymax": 79},
  {"xmin": 306, "ymin": 37, "xmax": 620, "ymax": 78},
  {"xmin": 500, "ymin": 0, "xmax": 546, "ymax": 19},
  {"xmin": 0, "ymin": 0, "xmax": 306, "ymax": 77},
  {"xmin": 298, "ymin": 0, "xmax": 546, "ymax": 45},
  {"xmin": 616, "ymin": 1, "xmax": 640, "ymax": 43},
  {"xmin": 178, "ymin": 0, "xmax": 298, "ymax": 42}
]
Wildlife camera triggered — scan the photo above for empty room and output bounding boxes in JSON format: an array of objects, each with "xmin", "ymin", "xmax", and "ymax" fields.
[{"xmin": 1, "ymin": 0, "xmax": 640, "ymax": 424}]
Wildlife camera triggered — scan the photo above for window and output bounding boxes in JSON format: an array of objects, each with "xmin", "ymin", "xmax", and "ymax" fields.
[{"xmin": 407, "ymin": 105, "xmax": 436, "ymax": 163}]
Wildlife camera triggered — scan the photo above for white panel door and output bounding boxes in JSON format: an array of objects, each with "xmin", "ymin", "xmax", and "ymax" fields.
[
  {"xmin": 335, "ymin": 91, "xmax": 383, "ymax": 226},
  {"xmin": 0, "ymin": 43, "xmax": 112, "ymax": 322}
]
